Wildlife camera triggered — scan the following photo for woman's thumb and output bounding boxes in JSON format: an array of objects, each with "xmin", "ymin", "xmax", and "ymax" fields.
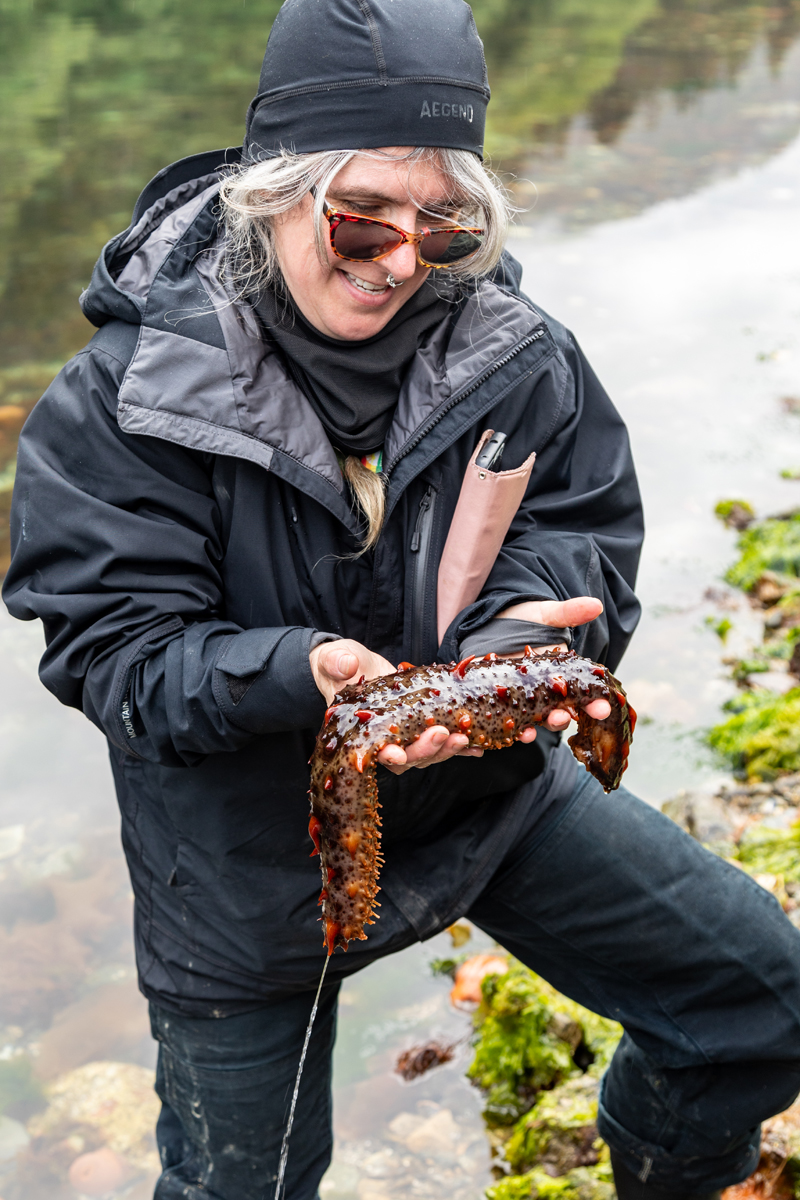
[
  {"xmin": 540, "ymin": 597, "xmax": 603, "ymax": 628},
  {"xmin": 328, "ymin": 651, "xmax": 358, "ymax": 680}
]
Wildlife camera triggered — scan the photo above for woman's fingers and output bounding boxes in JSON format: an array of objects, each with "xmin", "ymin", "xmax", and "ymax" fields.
[
  {"xmin": 545, "ymin": 696, "xmax": 612, "ymax": 730},
  {"xmin": 379, "ymin": 727, "xmax": 485, "ymax": 774},
  {"xmin": 546, "ymin": 709, "xmax": 571, "ymax": 731}
]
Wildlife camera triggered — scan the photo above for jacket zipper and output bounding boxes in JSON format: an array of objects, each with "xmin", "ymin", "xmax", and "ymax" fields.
[
  {"xmin": 410, "ymin": 486, "xmax": 436, "ymax": 663},
  {"xmin": 385, "ymin": 325, "xmax": 545, "ymax": 477}
]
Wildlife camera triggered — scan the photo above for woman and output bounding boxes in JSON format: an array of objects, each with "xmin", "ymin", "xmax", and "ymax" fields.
[{"xmin": 5, "ymin": 1, "xmax": 800, "ymax": 1198}]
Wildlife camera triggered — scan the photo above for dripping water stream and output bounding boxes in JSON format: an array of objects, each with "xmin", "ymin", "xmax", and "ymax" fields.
[{"xmin": 272, "ymin": 955, "xmax": 330, "ymax": 1200}]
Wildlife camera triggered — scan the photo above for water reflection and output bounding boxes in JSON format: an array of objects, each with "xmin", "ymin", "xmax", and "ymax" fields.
[{"xmin": 2, "ymin": 1, "xmax": 800, "ymax": 1196}]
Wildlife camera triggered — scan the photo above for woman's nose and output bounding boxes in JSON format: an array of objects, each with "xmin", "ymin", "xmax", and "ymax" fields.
[{"xmin": 381, "ymin": 241, "xmax": 420, "ymax": 281}]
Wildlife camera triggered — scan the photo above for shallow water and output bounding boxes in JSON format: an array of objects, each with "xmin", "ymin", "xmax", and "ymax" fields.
[{"xmin": 1, "ymin": 2, "xmax": 800, "ymax": 1197}]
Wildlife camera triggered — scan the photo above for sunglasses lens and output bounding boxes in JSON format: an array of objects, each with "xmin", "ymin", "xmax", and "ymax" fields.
[
  {"xmin": 420, "ymin": 229, "xmax": 484, "ymax": 265},
  {"xmin": 333, "ymin": 219, "xmax": 404, "ymax": 261}
]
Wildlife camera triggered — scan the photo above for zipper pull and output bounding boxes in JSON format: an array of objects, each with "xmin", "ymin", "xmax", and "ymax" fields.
[{"xmin": 411, "ymin": 488, "xmax": 433, "ymax": 552}]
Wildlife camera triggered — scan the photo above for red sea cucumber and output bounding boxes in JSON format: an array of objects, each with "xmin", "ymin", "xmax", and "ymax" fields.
[{"xmin": 309, "ymin": 648, "xmax": 635, "ymax": 954}]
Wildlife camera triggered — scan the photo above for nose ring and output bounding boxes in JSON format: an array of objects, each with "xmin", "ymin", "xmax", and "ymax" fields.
[{"xmin": 386, "ymin": 273, "xmax": 404, "ymax": 289}]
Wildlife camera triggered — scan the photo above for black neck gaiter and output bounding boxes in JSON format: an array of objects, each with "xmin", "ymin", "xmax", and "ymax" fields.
[{"xmin": 256, "ymin": 280, "xmax": 454, "ymax": 456}]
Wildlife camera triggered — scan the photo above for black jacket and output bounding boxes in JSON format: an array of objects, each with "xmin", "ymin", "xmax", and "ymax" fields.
[{"xmin": 3, "ymin": 149, "xmax": 643, "ymax": 1014}]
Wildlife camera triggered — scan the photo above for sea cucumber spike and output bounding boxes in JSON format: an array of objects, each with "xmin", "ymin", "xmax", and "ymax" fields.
[
  {"xmin": 309, "ymin": 648, "xmax": 634, "ymax": 955},
  {"xmin": 524, "ymin": 645, "xmax": 533, "ymax": 656},
  {"xmin": 325, "ymin": 919, "xmax": 340, "ymax": 956},
  {"xmin": 453, "ymin": 655, "xmax": 476, "ymax": 678},
  {"xmin": 308, "ymin": 814, "xmax": 321, "ymax": 857}
]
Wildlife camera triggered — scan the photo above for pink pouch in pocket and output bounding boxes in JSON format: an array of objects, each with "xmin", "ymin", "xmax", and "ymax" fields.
[{"xmin": 436, "ymin": 430, "xmax": 536, "ymax": 644}]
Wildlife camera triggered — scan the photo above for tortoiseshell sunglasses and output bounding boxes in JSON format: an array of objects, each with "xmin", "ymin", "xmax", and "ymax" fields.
[{"xmin": 319, "ymin": 197, "xmax": 484, "ymax": 269}]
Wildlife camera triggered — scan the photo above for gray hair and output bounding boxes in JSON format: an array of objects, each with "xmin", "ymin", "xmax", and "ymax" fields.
[{"xmin": 217, "ymin": 145, "xmax": 513, "ymax": 299}]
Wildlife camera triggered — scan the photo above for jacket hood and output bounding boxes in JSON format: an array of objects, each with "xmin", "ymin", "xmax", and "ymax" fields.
[
  {"xmin": 245, "ymin": 0, "xmax": 489, "ymax": 160},
  {"xmin": 79, "ymin": 151, "xmax": 543, "ymax": 532}
]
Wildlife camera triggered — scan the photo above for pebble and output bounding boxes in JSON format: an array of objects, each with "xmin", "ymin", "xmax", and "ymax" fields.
[
  {"xmin": 405, "ymin": 1109, "xmax": 463, "ymax": 1159},
  {"xmin": 68, "ymin": 1147, "xmax": 128, "ymax": 1196}
]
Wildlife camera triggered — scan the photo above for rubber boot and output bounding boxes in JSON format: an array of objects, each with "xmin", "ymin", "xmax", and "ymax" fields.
[{"xmin": 610, "ymin": 1150, "xmax": 722, "ymax": 1200}]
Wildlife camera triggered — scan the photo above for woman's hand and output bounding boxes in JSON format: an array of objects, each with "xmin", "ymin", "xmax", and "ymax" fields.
[
  {"xmin": 496, "ymin": 596, "xmax": 611, "ymax": 727},
  {"xmin": 310, "ymin": 639, "xmax": 396, "ymax": 705},
  {"xmin": 310, "ymin": 639, "xmax": 485, "ymax": 774}
]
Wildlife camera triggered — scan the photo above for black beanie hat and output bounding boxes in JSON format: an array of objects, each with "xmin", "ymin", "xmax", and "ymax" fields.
[{"xmin": 244, "ymin": 0, "xmax": 490, "ymax": 161}]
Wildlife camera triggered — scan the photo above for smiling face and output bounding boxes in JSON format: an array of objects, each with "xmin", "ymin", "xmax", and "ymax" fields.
[{"xmin": 270, "ymin": 149, "xmax": 459, "ymax": 341}]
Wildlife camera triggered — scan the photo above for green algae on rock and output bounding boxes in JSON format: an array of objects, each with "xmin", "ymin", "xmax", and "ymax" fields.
[
  {"xmin": 487, "ymin": 1163, "xmax": 615, "ymax": 1200},
  {"xmin": 735, "ymin": 821, "xmax": 800, "ymax": 884},
  {"xmin": 724, "ymin": 513, "xmax": 800, "ymax": 593},
  {"xmin": 714, "ymin": 499, "xmax": 755, "ymax": 531},
  {"xmin": 505, "ymin": 1075, "xmax": 605, "ymax": 1175},
  {"xmin": 466, "ymin": 960, "xmax": 621, "ymax": 1195},
  {"xmin": 707, "ymin": 689, "xmax": 800, "ymax": 779}
]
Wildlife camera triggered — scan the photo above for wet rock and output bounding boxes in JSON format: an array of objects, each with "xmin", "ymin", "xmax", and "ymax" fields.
[
  {"xmin": 320, "ymin": 1160, "xmax": 361, "ymax": 1198},
  {"xmin": 753, "ymin": 574, "xmax": 787, "ymax": 606},
  {"xmin": 0, "ymin": 1115, "xmax": 29, "ymax": 1162},
  {"xmin": 404, "ymin": 1108, "xmax": 464, "ymax": 1160},
  {"xmin": 68, "ymin": 1146, "xmax": 129, "ymax": 1196},
  {"xmin": 548, "ymin": 1012, "xmax": 583, "ymax": 1052},
  {"xmin": 34, "ymin": 980, "xmax": 151, "ymax": 1080},
  {"xmin": 360, "ymin": 1146, "xmax": 402, "ymax": 1179},
  {"xmin": 387, "ymin": 1111, "xmax": 425, "ymax": 1143},
  {"xmin": 662, "ymin": 791, "xmax": 737, "ymax": 847},
  {"xmin": 505, "ymin": 1075, "xmax": 601, "ymax": 1175},
  {"xmin": 357, "ymin": 1182, "xmax": 393, "ymax": 1200},
  {"xmin": 28, "ymin": 1060, "xmax": 159, "ymax": 1171},
  {"xmin": 447, "ymin": 922, "xmax": 472, "ymax": 948},
  {"xmin": 721, "ymin": 1097, "xmax": 800, "ymax": 1200},
  {"xmin": 715, "ymin": 500, "xmax": 755, "ymax": 532}
]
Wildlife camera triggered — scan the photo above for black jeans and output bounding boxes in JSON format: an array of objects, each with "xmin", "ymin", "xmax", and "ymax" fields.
[{"xmin": 149, "ymin": 771, "xmax": 800, "ymax": 1199}]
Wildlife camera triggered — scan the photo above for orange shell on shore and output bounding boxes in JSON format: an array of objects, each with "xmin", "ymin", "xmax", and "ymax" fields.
[{"xmin": 450, "ymin": 953, "xmax": 509, "ymax": 1008}]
